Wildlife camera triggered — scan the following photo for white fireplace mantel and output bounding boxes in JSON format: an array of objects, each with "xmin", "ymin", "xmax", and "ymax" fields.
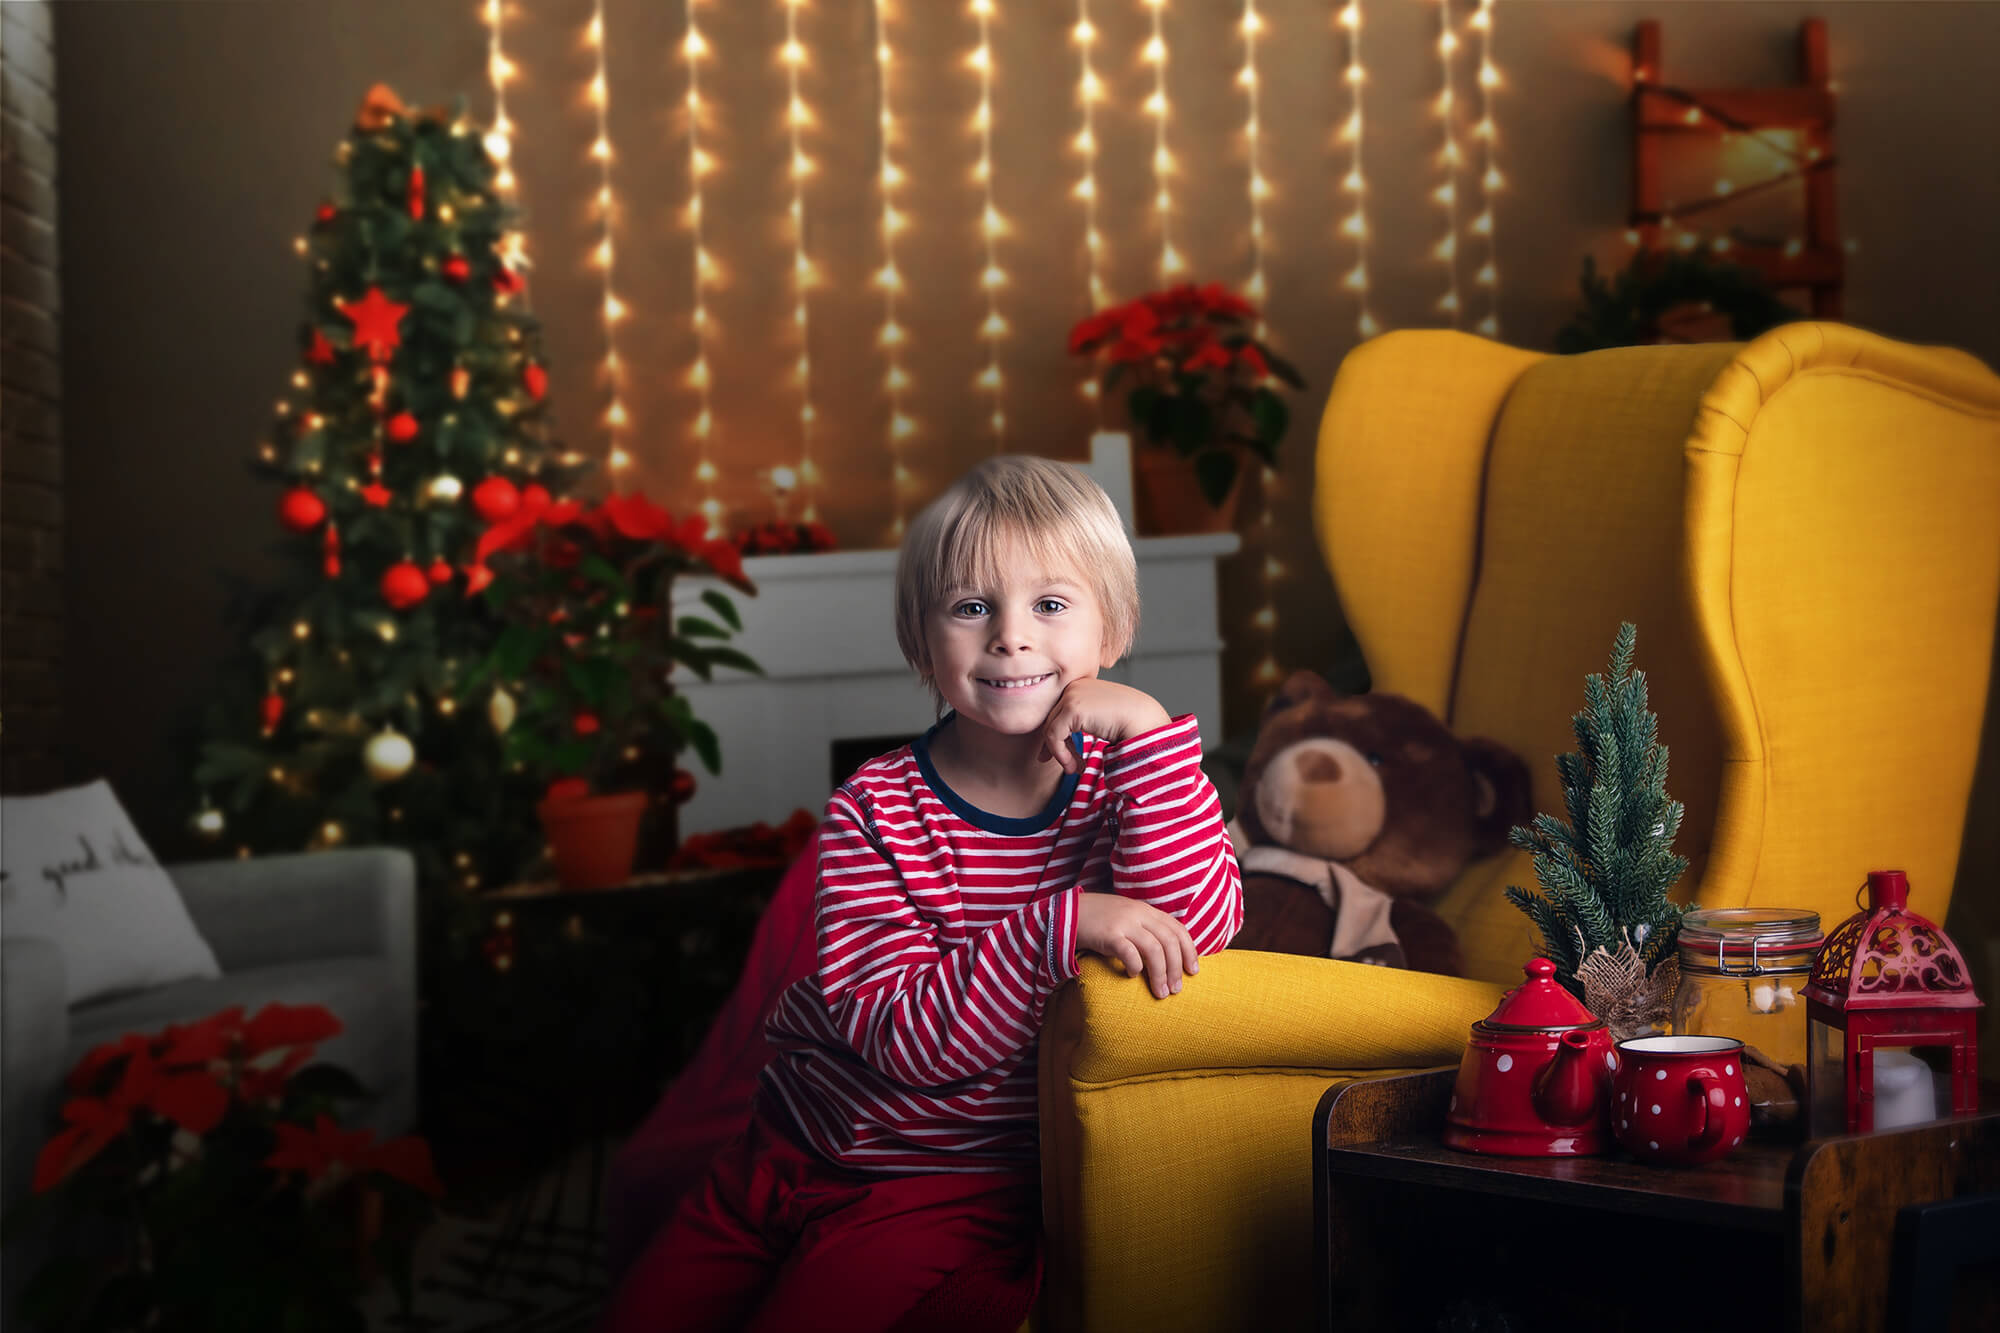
[{"xmin": 672, "ymin": 531, "xmax": 1241, "ymax": 833}]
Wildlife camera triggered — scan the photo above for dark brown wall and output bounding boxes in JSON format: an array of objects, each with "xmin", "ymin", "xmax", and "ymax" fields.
[
  {"xmin": 43, "ymin": 2, "xmax": 2000, "ymax": 1060},
  {"xmin": 1, "ymin": 0, "xmax": 63, "ymax": 794}
]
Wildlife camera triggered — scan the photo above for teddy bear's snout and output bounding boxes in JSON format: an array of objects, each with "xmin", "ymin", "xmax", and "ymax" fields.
[{"xmin": 1256, "ymin": 738, "xmax": 1386, "ymax": 860}]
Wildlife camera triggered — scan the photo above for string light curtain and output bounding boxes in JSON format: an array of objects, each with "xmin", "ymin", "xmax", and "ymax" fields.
[
  {"xmin": 680, "ymin": 0, "xmax": 723, "ymax": 534},
  {"xmin": 970, "ymin": 0, "xmax": 1009, "ymax": 448},
  {"xmin": 583, "ymin": 2, "xmax": 632, "ymax": 473},
  {"xmin": 1470, "ymin": 0, "xmax": 1503, "ymax": 336},
  {"xmin": 482, "ymin": 0, "xmax": 517, "ymax": 196},
  {"xmin": 1432, "ymin": 0, "xmax": 1463, "ymax": 326},
  {"xmin": 871, "ymin": 0, "xmax": 915, "ymax": 539},
  {"xmin": 1336, "ymin": 3, "xmax": 1377, "ymax": 338},
  {"xmin": 1240, "ymin": 0, "xmax": 1283, "ymax": 691},
  {"xmin": 1143, "ymin": 0, "xmax": 1185, "ymax": 281},
  {"xmin": 782, "ymin": 0, "xmax": 821, "ymax": 520},
  {"xmin": 1071, "ymin": 2, "xmax": 1108, "ymax": 419}
]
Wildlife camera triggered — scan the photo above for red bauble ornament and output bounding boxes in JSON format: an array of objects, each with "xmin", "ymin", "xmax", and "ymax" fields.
[
  {"xmin": 306, "ymin": 327, "xmax": 336, "ymax": 366},
  {"xmin": 323, "ymin": 522, "xmax": 341, "ymax": 577},
  {"xmin": 386, "ymin": 411, "xmax": 421, "ymax": 444},
  {"xmin": 521, "ymin": 483, "xmax": 552, "ymax": 512},
  {"xmin": 442, "ymin": 254, "xmax": 471, "ymax": 284},
  {"xmin": 427, "ymin": 557, "xmax": 454, "ymax": 585},
  {"xmin": 523, "ymin": 363, "xmax": 548, "ymax": 401},
  {"xmin": 472, "ymin": 476, "xmax": 521, "ymax": 523},
  {"xmin": 337, "ymin": 286, "xmax": 410, "ymax": 363},
  {"xmin": 669, "ymin": 769, "xmax": 697, "ymax": 805},
  {"xmin": 278, "ymin": 488, "xmax": 326, "ymax": 533},
  {"xmin": 492, "ymin": 264, "xmax": 525, "ymax": 296},
  {"xmin": 315, "ymin": 201, "xmax": 337, "ymax": 226},
  {"xmin": 261, "ymin": 694, "xmax": 285, "ymax": 734},
  {"xmin": 407, "ymin": 165, "xmax": 426, "ymax": 221},
  {"xmin": 381, "ymin": 561, "xmax": 430, "ymax": 610},
  {"xmin": 572, "ymin": 712, "xmax": 601, "ymax": 736}
]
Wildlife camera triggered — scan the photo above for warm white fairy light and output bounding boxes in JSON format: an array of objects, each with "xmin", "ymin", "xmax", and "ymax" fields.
[
  {"xmin": 1431, "ymin": 0, "xmax": 1463, "ymax": 327},
  {"xmin": 1240, "ymin": 0, "xmax": 1283, "ymax": 690},
  {"xmin": 1335, "ymin": 3, "xmax": 1377, "ymax": 338},
  {"xmin": 482, "ymin": 0, "xmax": 518, "ymax": 195},
  {"xmin": 1468, "ymin": 0, "xmax": 1504, "ymax": 337},
  {"xmin": 872, "ymin": 1, "xmax": 916, "ymax": 537},
  {"xmin": 1072, "ymin": 4, "xmax": 1110, "ymax": 415},
  {"xmin": 682, "ymin": 0, "xmax": 723, "ymax": 533},
  {"xmin": 782, "ymin": 0, "xmax": 820, "ymax": 518},
  {"xmin": 1143, "ymin": 0, "xmax": 1184, "ymax": 280},
  {"xmin": 583, "ymin": 3, "xmax": 631, "ymax": 472},
  {"xmin": 969, "ymin": 0, "xmax": 1008, "ymax": 448}
]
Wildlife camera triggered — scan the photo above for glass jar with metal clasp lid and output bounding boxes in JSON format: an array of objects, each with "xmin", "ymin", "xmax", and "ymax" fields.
[{"xmin": 1671, "ymin": 907, "xmax": 1824, "ymax": 1072}]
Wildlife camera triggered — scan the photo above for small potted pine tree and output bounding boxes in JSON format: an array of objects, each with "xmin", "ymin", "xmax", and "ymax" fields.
[{"xmin": 1504, "ymin": 622, "xmax": 1692, "ymax": 1040}]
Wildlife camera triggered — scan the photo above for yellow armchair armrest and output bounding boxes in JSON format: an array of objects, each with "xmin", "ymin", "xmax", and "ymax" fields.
[{"xmin": 1037, "ymin": 953, "xmax": 1503, "ymax": 1332}]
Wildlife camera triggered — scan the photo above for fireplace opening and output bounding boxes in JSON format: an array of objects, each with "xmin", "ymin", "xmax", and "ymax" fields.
[{"xmin": 831, "ymin": 734, "xmax": 922, "ymax": 791}]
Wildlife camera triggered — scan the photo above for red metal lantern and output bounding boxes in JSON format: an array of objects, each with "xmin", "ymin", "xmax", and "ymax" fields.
[{"xmin": 1802, "ymin": 869, "xmax": 1982, "ymax": 1135}]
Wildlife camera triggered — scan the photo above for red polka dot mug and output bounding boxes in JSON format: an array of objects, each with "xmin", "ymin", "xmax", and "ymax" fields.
[{"xmin": 1612, "ymin": 1035, "xmax": 1751, "ymax": 1166}]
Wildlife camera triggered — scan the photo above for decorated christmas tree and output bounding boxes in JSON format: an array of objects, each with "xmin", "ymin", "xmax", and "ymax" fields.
[
  {"xmin": 189, "ymin": 85, "xmax": 584, "ymax": 897},
  {"xmin": 1504, "ymin": 622, "xmax": 1691, "ymax": 1033}
]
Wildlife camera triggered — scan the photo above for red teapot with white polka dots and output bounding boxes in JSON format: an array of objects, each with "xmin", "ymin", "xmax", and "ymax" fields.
[{"xmin": 1442, "ymin": 958, "xmax": 1617, "ymax": 1157}]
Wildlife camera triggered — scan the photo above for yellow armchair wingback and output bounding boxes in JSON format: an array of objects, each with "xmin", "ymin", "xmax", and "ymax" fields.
[{"xmin": 1038, "ymin": 323, "xmax": 2000, "ymax": 1332}]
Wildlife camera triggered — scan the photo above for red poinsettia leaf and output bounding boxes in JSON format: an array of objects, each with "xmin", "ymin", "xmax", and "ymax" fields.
[
  {"xmin": 463, "ymin": 563, "xmax": 495, "ymax": 597},
  {"xmin": 475, "ymin": 509, "xmax": 541, "ymax": 564},
  {"xmin": 676, "ymin": 515, "xmax": 708, "ymax": 549},
  {"xmin": 1067, "ymin": 308, "xmax": 1121, "ymax": 354},
  {"xmin": 109, "ymin": 1048, "xmax": 162, "ymax": 1112},
  {"xmin": 148, "ymin": 1071, "xmax": 231, "ymax": 1135},
  {"xmin": 1118, "ymin": 302, "xmax": 1161, "ymax": 337},
  {"xmin": 66, "ymin": 1033, "xmax": 150, "ymax": 1094},
  {"xmin": 264, "ymin": 1119, "xmax": 330, "ymax": 1180},
  {"xmin": 700, "ymin": 540, "xmax": 750, "ymax": 590},
  {"xmin": 1181, "ymin": 342, "xmax": 1233, "ymax": 374},
  {"xmin": 602, "ymin": 492, "xmax": 675, "ymax": 543},
  {"xmin": 242, "ymin": 1003, "xmax": 344, "ymax": 1059},
  {"xmin": 364, "ymin": 1135, "xmax": 445, "ymax": 1198},
  {"xmin": 33, "ymin": 1124, "xmax": 103, "ymax": 1194},
  {"xmin": 541, "ymin": 500, "xmax": 584, "ymax": 528},
  {"xmin": 158, "ymin": 1007, "xmax": 246, "ymax": 1068},
  {"xmin": 1236, "ymin": 344, "xmax": 1270, "ymax": 378}
]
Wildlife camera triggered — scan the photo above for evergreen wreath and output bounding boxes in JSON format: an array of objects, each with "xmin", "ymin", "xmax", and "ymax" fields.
[
  {"xmin": 1505, "ymin": 623, "xmax": 1691, "ymax": 1002},
  {"xmin": 1554, "ymin": 250, "xmax": 1802, "ymax": 355}
]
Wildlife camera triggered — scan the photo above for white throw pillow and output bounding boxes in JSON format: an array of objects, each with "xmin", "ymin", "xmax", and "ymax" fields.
[{"xmin": 1, "ymin": 780, "xmax": 222, "ymax": 1006}]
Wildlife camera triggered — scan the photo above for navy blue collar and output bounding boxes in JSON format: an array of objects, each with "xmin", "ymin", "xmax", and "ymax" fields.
[{"xmin": 911, "ymin": 714, "xmax": 1084, "ymax": 835}]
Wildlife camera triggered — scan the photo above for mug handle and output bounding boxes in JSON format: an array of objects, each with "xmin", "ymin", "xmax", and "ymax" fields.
[{"xmin": 1687, "ymin": 1071, "xmax": 1725, "ymax": 1152}]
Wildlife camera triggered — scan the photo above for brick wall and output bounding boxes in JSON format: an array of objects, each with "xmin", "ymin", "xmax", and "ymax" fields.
[{"xmin": 1, "ymin": 1, "xmax": 64, "ymax": 793}]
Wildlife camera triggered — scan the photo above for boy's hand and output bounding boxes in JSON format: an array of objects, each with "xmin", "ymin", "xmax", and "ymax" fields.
[
  {"xmin": 1038, "ymin": 679, "xmax": 1171, "ymax": 773},
  {"xmin": 1077, "ymin": 892, "xmax": 1199, "ymax": 999}
]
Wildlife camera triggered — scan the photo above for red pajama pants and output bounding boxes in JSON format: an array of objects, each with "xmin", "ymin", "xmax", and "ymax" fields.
[{"xmin": 604, "ymin": 1105, "xmax": 1043, "ymax": 1333}]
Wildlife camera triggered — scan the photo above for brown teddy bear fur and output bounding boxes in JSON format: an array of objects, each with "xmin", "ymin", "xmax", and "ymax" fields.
[{"xmin": 1230, "ymin": 670, "xmax": 1533, "ymax": 976}]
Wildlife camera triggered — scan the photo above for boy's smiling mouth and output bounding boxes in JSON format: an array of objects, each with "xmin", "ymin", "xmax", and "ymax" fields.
[{"xmin": 978, "ymin": 673, "xmax": 1053, "ymax": 691}]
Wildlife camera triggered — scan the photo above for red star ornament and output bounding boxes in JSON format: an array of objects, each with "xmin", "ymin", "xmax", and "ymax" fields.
[
  {"xmin": 361, "ymin": 481, "xmax": 393, "ymax": 507},
  {"xmin": 337, "ymin": 287, "xmax": 410, "ymax": 364},
  {"xmin": 306, "ymin": 328, "xmax": 336, "ymax": 366}
]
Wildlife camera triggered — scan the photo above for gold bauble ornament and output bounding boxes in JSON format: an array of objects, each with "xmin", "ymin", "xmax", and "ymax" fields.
[
  {"xmin": 363, "ymin": 726, "xmax": 416, "ymax": 783},
  {"xmin": 488, "ymin": 687, "xmax": 517, "ymax": 734}
]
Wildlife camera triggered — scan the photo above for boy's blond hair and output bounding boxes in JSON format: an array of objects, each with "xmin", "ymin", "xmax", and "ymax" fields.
[{"xmin": 895, "ymin": 456, "xmax": 1139, "ymax": 710}]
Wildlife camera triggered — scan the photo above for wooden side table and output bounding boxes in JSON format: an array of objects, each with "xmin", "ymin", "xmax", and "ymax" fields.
[{"xmin": 1313, "ymin": 1069, "xmax": 1998, "ymax": 1333}]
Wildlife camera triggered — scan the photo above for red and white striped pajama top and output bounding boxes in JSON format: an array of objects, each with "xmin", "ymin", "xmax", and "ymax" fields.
[{"xmin": 760, "ymin": 711, "xmax": 1244, "ymax": 1173}]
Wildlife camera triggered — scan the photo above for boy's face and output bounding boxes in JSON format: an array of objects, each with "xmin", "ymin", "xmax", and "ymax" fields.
[{"xmin": 926, "ymin": 531, "xmax": 1116, "ymax": 739}]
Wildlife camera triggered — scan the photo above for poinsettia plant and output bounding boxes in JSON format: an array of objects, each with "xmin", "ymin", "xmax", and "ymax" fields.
[
  {"xmin": 1068, "ymin": 281, "xmax": 1305, "ymax": 507},
  {"xmin": 3, "ymin": 1003, "xmax": 442, "ymax": 1332},
  {"xmin": 462, "ymin": 488, "xmax": 760, "ymax": 801}
]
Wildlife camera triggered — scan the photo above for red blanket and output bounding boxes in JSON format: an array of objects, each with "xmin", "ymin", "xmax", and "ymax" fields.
[{"xmin": 604, "ymin": 832, "xmax": 822, "ymax": 1278}]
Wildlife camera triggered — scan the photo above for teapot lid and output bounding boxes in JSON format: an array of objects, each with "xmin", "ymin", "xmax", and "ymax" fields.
[{"xmin": 1479, "ymin": 958, "xmax": 1602, "ymax": 1031}]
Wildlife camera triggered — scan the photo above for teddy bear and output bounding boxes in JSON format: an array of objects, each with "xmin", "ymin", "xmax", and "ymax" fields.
[{"xmin": 1228, "ymin": 669, "xmax": 1533, "ymax": 976}]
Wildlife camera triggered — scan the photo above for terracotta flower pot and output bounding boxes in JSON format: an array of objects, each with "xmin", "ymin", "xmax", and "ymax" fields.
[
  {"xmin": 537, "ymin": 790, "xmax": 648, "ymax": 890},
  {"xmin": 1133, "ymin": 446, "xmax": 1244, "ymax": 536}
]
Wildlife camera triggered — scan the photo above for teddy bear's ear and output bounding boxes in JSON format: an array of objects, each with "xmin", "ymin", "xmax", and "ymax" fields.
[
  {"xmin": 1462, "ymin": 737, "xmax": 1534, "ymax": 852},
  {"xmin": 1267, "ymin": 668, "xmax": 1337, "ymax": 717}
]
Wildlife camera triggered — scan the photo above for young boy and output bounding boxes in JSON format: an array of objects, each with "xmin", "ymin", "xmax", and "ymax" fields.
[{"xmin": 608, "ymin": 456, "xmax": 1243, "ymax": 1332}]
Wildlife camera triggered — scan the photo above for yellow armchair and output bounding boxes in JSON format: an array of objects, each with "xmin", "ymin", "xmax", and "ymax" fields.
[{"xmin": 1037, "ymin": 322, "xmax": 2000, "ymax": 1332}]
